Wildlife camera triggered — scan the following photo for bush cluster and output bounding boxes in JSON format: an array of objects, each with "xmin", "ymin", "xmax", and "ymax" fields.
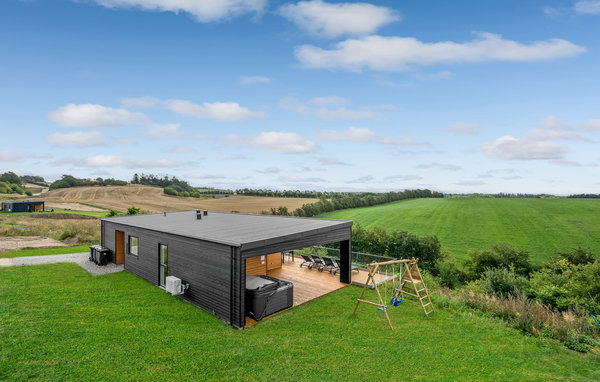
[{"xmin": 50, "ymin": 175, "xmax": 127, "ymax": 190}]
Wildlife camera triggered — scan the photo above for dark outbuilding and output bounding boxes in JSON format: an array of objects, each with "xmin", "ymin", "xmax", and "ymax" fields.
[
  {"xmin": 1, "ymin": 201, "xmax": 44, "ymax": 213},
  {"xmin": 101, "ymin": 210, "xmax": 352, "ymax": 328}
]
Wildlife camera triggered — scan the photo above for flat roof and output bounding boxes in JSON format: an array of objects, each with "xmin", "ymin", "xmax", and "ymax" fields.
[
  {"xmin": 102, "ymin": 211, "xmax": 352, "ymax": 249},
  {"xmin": 2, "ymin": 201, "xmax": 44, "ymax": 204}
]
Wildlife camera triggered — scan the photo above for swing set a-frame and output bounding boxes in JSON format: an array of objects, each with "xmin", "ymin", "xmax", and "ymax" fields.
[{"xmin": 353, "ymin": 257, "xmax": 433, "ymax": 331}]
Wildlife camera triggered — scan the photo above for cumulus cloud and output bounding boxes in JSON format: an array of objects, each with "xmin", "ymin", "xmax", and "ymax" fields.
[
  {"xmin": 278, "ymin": 0, "xmax": 399, "ymax": 38},
  {"xmin": 240, "ymin": 75, "xmax": 270, "ymax": 85},
  {"xmin": 45, "ymin": 131, "xmax": 106, "ymax": 146},
  {"xmin": 277, "ymin": 175, "xmax": 327, "ymax": 183},
  {"xmin": 166, "ymin": 99, "xmax": 266, "ymax": 121},
  {"xmin": 415, "ymin": 162, "xmax": 462, "ymax": 171},
  {"xmin": 223, "ymin": 131, "xmax": 318, "ymax": 153},
  {"xmin": 451, "ymin": 122, "xmax": 480, "ymax": 136},
  {"xmin": 316, "ymin": 126, "xmax": 376, "ymax": 142},
  {"xmin": 580, "ymin": 119, "xmax": 600, "ymax": 130},
  {"xmin": 146, "ymin": 123, "xmax": 180, "ymax": 139},
  {"xmin": 48, "ymin": 104, "xmax": 150, "ymax": 127},
  {"xmin": 0, "ymin": 151, "xmax": 22, "ymax": 162},
  {"xmin": 82, "ymin": 0, "xmax": 267, "ymax": 22},
  {"xmin": 83, "ymin": 154, "xmax": 128, "ymax": 167},
  {"xmin": 482, "ymin": 116, "xmax": 592, "ymax": 160},
  {"xmin": 574, "ymin": 1, "xmax": 600, "ymax": 14},
  {"xmin": 279, "ymin": 96, "xmax": 376, "ymax": 120},
  {"xmin": 121, "ymin": 96, "xmax": 161, "ymax": 109},
  {"xmin": 482, "ymin": 136, "xmax": 566, "ymax": 160},
  {"xmin": 295, "ymin": 32, "xmax": 586, "ymax": 71}
]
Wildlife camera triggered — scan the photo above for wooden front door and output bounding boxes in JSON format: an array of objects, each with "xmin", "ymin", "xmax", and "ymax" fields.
[
  {"xmin": 115, "ymin": 230, "xmax": 124, "ymax": 264},
  {"xmin": 34, "ymin": 204, "xmax": 42, "ymax": 212}
]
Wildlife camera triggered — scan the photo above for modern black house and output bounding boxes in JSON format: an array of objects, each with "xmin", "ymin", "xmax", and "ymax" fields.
[
  {"xmin": 101, "ymin": 210, "xmax": 352, "ymax": 328},
  {"xmin": 1, "ymin": 201, "xmax": 45, "ymax": 213}
]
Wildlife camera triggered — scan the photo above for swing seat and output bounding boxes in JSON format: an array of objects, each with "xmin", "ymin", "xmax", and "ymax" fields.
[
  {"xmin": 391, "ymin": 296, "xmax": 404, "ymax": 306},
  {"xmin": 377, "ymin": 306, "xmax": 387, "ymax": 311}
]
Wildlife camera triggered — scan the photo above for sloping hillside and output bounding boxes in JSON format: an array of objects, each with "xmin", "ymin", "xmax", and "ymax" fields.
[
  {"xmin": 321, "ymin": 198, "xmax": 600, "ymax": 264},
  {"xmin": 34, "ymin": 185, "xmax": 317, "ymax": 214}
]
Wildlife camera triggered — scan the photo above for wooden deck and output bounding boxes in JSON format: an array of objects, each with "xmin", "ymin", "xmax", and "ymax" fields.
[{"xmin": 245, "ymin": 258, "xmax": 347, "ymax": 328}]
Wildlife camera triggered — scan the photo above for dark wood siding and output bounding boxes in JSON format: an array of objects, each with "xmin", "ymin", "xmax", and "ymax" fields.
[{"xmin": 102, "ymin": 221, "xmax": 234, "ymax": 326}]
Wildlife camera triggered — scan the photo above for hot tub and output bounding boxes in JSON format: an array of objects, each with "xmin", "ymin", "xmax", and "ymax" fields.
[{"xmin": 245, "ymin": 275, "xmax": 293, "ymax": 321}]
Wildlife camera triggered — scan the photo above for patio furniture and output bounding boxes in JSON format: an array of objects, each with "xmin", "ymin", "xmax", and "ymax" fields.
[
  {"xmin": 311, "ymin": 255, "xmax": 326, "ymax": 271},
  {"xmin": 300, "ymin": 254, "xmax": 315, "ymax": 269},
  {"xmin": 322, "ymin": 256, "xmax": 339, "ymax": 275}
]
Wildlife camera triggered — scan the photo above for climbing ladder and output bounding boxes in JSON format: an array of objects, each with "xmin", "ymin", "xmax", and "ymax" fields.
[{"xmin": 396, "ymin": 258, "xmax": 434, "ymax": 316}]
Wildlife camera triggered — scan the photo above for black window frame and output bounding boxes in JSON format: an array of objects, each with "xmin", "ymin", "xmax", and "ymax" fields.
[{"xmin": 128, "ymin": 235, "xmax": 139, "ymax": 256}]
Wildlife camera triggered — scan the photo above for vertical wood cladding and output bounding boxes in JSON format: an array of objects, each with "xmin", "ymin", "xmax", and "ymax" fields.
[
  {"xmin": 102, "ymin": 221, "xmax": 233, "ymax": 324},
  {"xmin": 267, "ymin": 253, "xmax": 282, "ymax": 270}
]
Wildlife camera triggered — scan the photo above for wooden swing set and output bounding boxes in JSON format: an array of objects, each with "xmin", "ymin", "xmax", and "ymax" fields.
[{"xmin": 353, "ymin": 257, "xmax": 434, "ymax": 331}]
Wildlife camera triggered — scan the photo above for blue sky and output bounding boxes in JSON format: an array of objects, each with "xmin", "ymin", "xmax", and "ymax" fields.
[{"xmin": 1, "ymin": 0, "xmax": 599, "ymax": 194}]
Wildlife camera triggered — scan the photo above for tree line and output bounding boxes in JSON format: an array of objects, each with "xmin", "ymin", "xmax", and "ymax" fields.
[
  {"xmin": 49, "ymin": 175, "xmax": 127, "ymax": 190},
  {"xmin": 0, "ymin": 172, "xmax": 48, "ymax": 195},
  {"xmin": 131, "ymin": 173, "xmax": 202, "ymax": 198}
]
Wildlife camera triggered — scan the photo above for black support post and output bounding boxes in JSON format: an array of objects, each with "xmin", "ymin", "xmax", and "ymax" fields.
[{"xmin": 339, "ymin": 239, "xmax": 351, "ymax": 284}]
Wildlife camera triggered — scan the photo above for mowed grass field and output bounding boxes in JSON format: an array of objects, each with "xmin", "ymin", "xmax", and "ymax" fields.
[
  {"xmin": 1, "ymin": 264, "xmax": 598, "ymax": 381},
  {"xmin": 30, "ymin": 185, "xmax": 317, "ymax": 214},
  {"xmin": 320, "ymin": 198, "xmax": 600, "ymax": 264}
]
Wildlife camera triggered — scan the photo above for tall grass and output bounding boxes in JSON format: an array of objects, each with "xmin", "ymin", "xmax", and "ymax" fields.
[{"xmin": 0, "ymin": 215, "xmax": 100, "ymax": 243}]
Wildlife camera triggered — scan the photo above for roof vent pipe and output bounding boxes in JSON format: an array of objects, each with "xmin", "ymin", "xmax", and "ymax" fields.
[
  {"xmin": 203, "ymin": 210, "xmax": 208, "ymax": 216},
  {"xmin": 164, "ymin": 212, "xmax": 166, "ymax": 216},
  {"xmin": 196, "ymin": 210, "xmax": 202, "ymax": 220}
]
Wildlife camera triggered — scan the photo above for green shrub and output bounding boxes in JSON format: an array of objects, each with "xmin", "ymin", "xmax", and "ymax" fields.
[
  {"xmin": 477, "ymin": 266, "xmax": 530, "ymax": 298},
  {"xmin": 126, "ymin": 206, "xmax": 143, "ymax": 215},
  {"xmin": 465, "ymin": 243, "xmax": 533, "ymax": 280},
  {"xmin": 558, "ymin": 247, "xmax": 596, "ymax": 265},
  {"xmin": 106, "ymin": 209, "xmax": 120, "ymax": 217},
  {"xmin": 564, "ymin": 330, "xmax": 596, "ymax": 352},
  {"xmin": 59, "ymin": 230, "xmax": 75, "ymax": 240},
  {"xmin": 435, "ymin": 257, "xmax": 467, "ymax": 289},
  {"xmin": 25, "ymin": 190, "xmax": 33, "ymax": 196}
]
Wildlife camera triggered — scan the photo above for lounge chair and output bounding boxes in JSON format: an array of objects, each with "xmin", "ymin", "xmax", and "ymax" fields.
[
  {"xmin": 299, "ymin": 254, "xmax": 315, "ymax": 269},
  {"xmin": 335, "ymin": 259, "xmax": 359, "ymax": 273},
  {"xmin": 322, "ymin": 256, "xmax": 339, "ymax": 274},
  {"xmin": 311, "ymin": 255, "xmax": 326, "ymax": 271}
]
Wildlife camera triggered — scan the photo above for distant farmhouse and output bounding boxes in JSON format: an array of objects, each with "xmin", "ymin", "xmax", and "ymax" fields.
[{"xmin": 1, "ymin": 201, "xmax": 45, "ymax": 213}]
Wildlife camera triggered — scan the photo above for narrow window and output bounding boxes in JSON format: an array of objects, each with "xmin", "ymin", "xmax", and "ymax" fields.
[
  {"xmin": 129, "ymin": 236, "xmax": 139, "ymax": 256},
  {"xmin": 159, "ymin": 244, "xmax": 168, "ymax": 287}
]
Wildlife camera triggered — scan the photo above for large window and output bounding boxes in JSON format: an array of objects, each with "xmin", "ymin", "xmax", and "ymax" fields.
[
  {"xmin": 129, "ymin": 236, "xmax": 139, "ymax": 256},
  {"xmin": 159, "ymin": 244, "xmax": 168, "ymax": 287}
]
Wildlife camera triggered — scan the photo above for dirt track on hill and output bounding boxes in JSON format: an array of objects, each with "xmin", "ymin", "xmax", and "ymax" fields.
[{"xmin": 34, "ymin": 185, "xmax": 317, "ymax": 213}]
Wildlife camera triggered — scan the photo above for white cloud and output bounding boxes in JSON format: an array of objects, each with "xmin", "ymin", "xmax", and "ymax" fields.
[
  {"xmin": 83, "ymin": 154, "xmax": 128, "ymax": 167},
  {"xmin": 83, "ymin": 0, "xmax": 267, "ymax": 22},
  {"xmin": 166, "ymin": 99, "xmax": 266, "ymax": 121},
  {"xmin": 574, "ymin": 1, "xmax": 600, "ymax": 14},
  {"xmin": 482, "ymin": 136, "xmax": 566, "ymax": 160},
  {"xmin": 415, "ymin": 162, "xmax": 462, "ymax": 171},
  {"xmin": 543, "ymin": 7, "xmax": 560, "ymax": 17},
  {"xmin": 48, "ymin": 104, "xmax": 150, "ymax": 127},
  {"xmin": 0, "ymin": 151, "xmax": 21, "ymax": 162},
  {"xmin": 580, "ymin": 119, "xmax": 600, "ymax": 130},
  {"xmin": 346, "ymin": 175, "xmax": 374, "ymax": 183},
  {"xmin": 46, "ymin": 131, "xmax": 106, "ymax": 146},
  {"xmin": 240, "ymin": 75, "xmax": 270, "ymax": 85},
  {"xmin": 146, "ymin": 123, "xmax": 180, "ymax": 139},
  {"xmin": 185, "ymin": 172, "xmax": 226, "ymax": 179},
  {"xmin": 254, "ymin": 167, "xmax": 280, "ymax": 174},
  {"xmin": 316, "ymin": 126, "xmax": 376, "ymax": 142},
  {"xmin": 223, "ymin": 132, "xmax": 318, "ymax": 153},
  {"xmin": 451, "ymin": 122, "xmax": 480, "ymax": 136},
  {"xmin": 277, "ymin": 175, "xmax": 327, "ymax": 183},
  {"xmin": 380, "ymin": 136, "xmax": 430, "ymax": 146},
  {"xmin": 278, "ymin": 0, "xmax": 399, "ymax": 38},
  {"xmin": 279, "ymin": 96, "xmax": 376, "ymax": 120},
  {"xmin": 483, "ymin": 116, "xmax": 593, "ymax": 160},
  {"xmin": 121, "ymin": 96, "xmax": 161, "ymax": 109},
  {"xmin": 131, "ymin": 159, "xmax": 184, "ymax": 169},
  {"xmin": 295, "ymin": 32, "xmax": 586, "ymax": 71}
]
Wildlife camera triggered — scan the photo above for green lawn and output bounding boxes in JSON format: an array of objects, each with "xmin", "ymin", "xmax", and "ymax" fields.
[
  {"xmin": 320, "ymin": 198, "xmax": 600, "ymax": 264},
  {"xmin": 0, "ymin": 245, "xmax": 90, "ymax": 258},
  {"xmin": 1, "ymin": 264, "xmax": 598, "ymax": 381}
]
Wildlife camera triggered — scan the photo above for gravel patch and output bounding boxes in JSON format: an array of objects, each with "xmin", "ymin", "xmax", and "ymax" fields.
[{"xmin": 0, "ymin": 252, "xmax": 124, "ymax": 275}]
